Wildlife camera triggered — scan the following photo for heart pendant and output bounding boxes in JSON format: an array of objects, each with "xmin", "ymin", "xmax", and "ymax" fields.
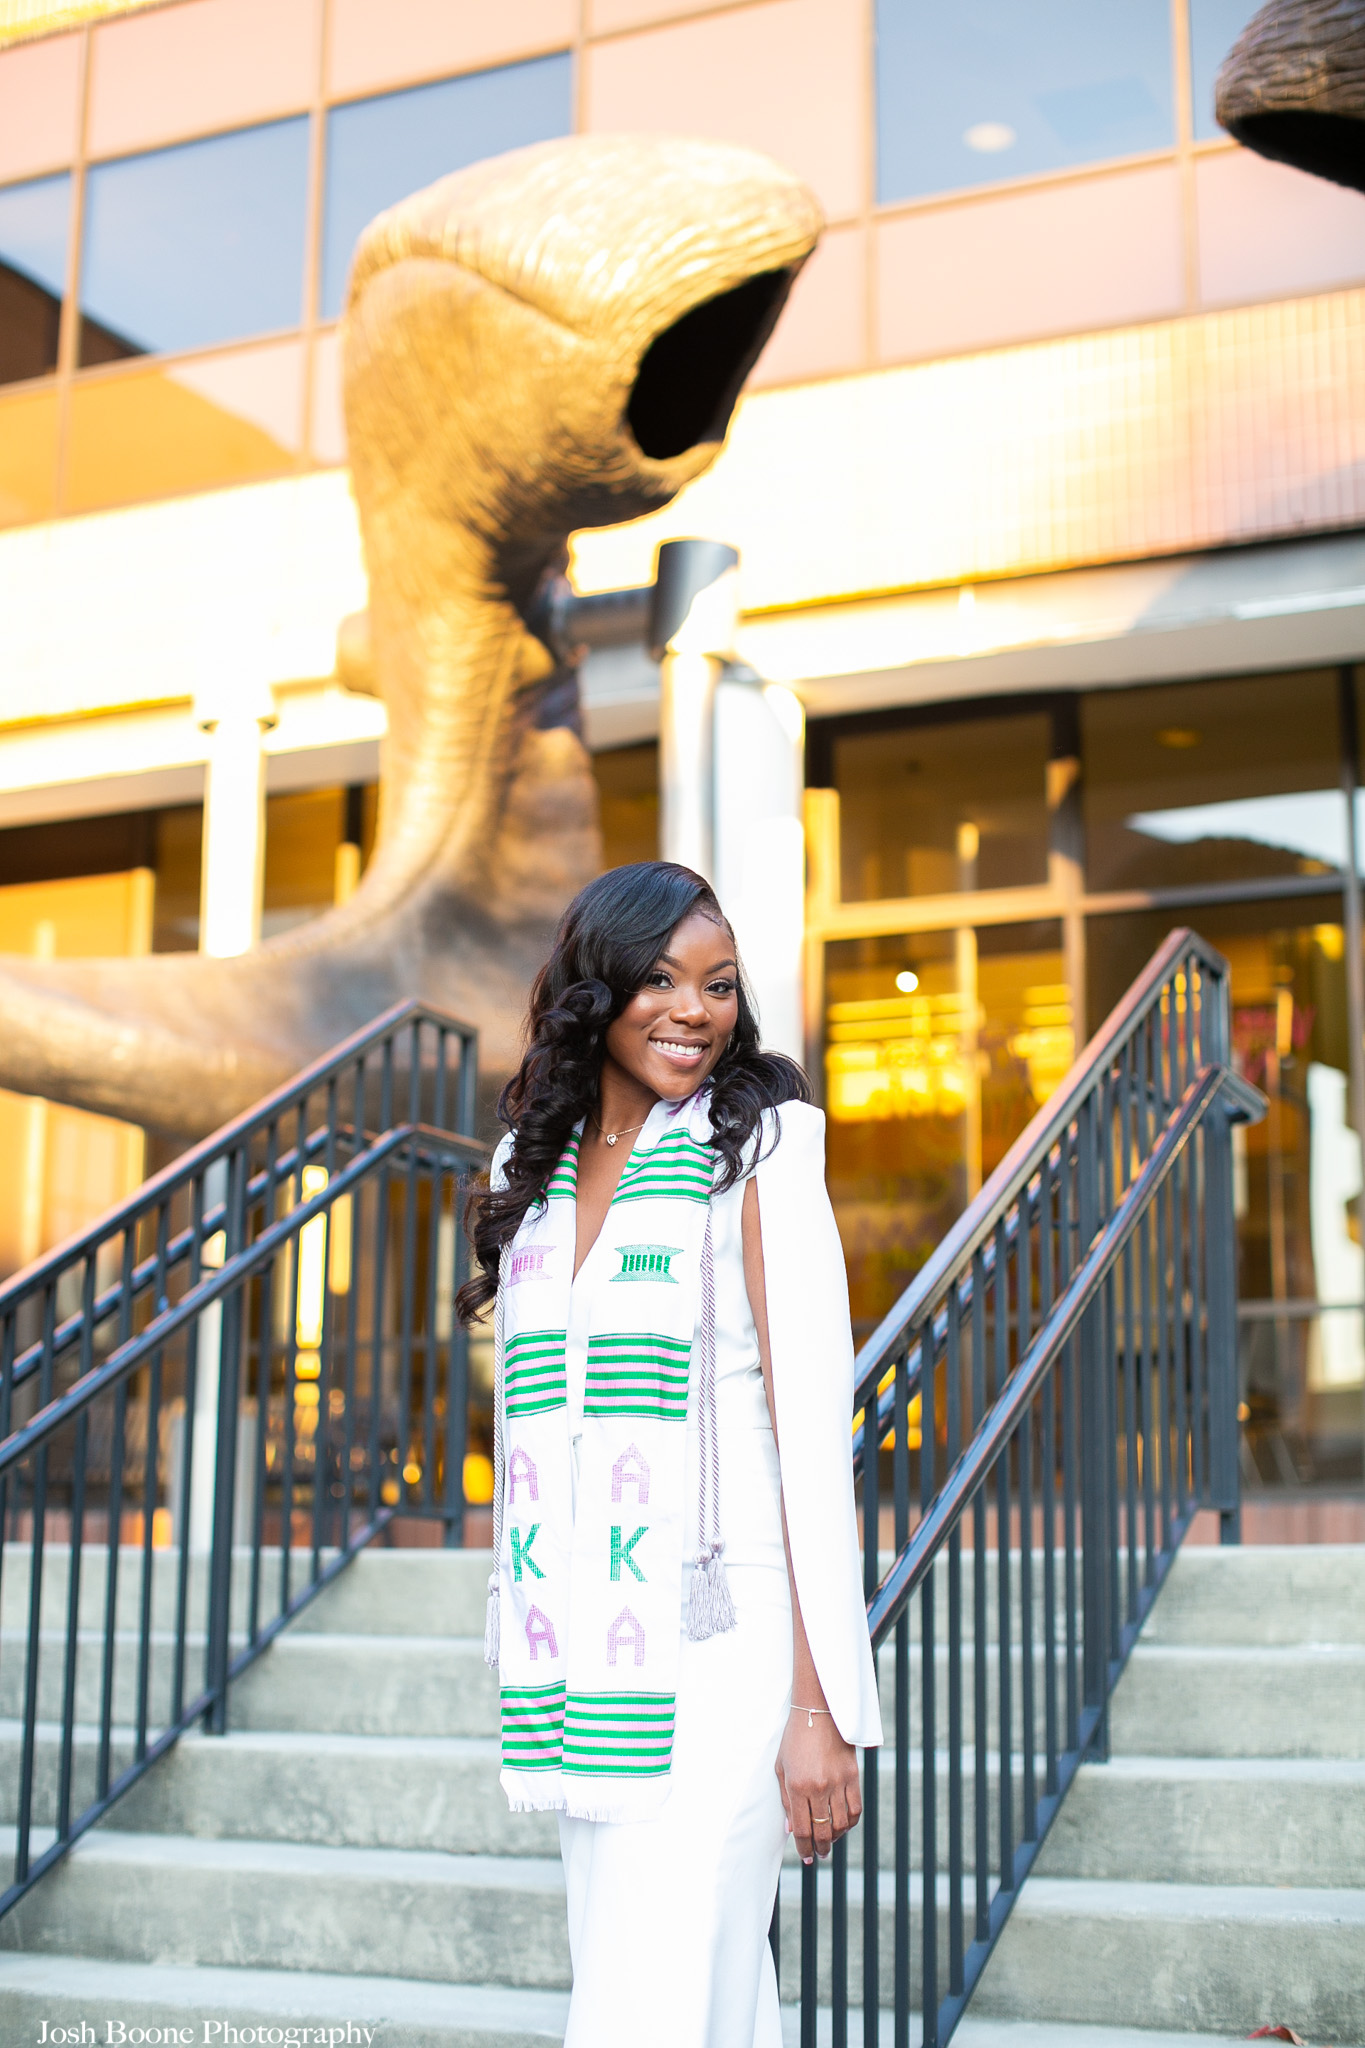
[{"xmin": 605, "ymin": 1132, "xmax": 617, "ymax": 1145}]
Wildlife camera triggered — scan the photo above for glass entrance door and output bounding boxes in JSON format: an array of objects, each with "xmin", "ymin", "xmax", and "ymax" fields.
[{"xmin": 823, "ymin": 921, "xmax": 1071, "ymax": 1341}]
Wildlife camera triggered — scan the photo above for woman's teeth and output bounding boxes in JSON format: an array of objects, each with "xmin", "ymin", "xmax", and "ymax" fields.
[{"xmin": 652, "ymin": 1039, "xmax": 706, "ymax": 1063}]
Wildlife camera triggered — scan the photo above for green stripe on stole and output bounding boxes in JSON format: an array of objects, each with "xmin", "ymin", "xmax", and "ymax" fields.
[
  {"xmin": 562, "ymin": 1690, "xmax": 676, "ymax": 1777},
  {"xmin": 500, "ymin": 1681, "xmax": 565, "ymax": 1771},
  {"xmin": 504, "ymin": 1329, "xmax": 567, "ymax": 1417},
  {"xmin": 583, "ymin": 1330, "xmax": 690, "ymax": 1419}
]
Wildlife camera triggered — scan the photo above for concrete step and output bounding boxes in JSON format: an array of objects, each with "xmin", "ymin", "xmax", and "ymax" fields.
[
  {"xmin": 18, "ymin": 1828, "xmax": 1361, "ymax": 2041},
  {"xmin": 107, "ymin": 1728, "xmax": 559, "ymax": 1858},
  {"xmin": 20, "ymin": 1712, "xmax": 1356, "ymax": 1893},
  {"xmin": 778, "ymin": 1866, "xmax": 1365, "ymax": 2038},
  {"xmin": 1036, "ymin": 1755, "xmax": 1365, "ymax": 1886},
  {"xmin": 1, "ymin": 1545, "xmax": 343, "ymax": 1639},
  {"xmin": 1141, "ymin": 1544, "xmax": 1365, "ymax": 1647},
  {"xmin": 12, "ymin": 1535, "xmax": 1360, "ymax": 1651},
  {"xmin": 225, "ymin": 1628, "xmax": 1064, "ymax": 1744},
  {"xmin": 975, "ymin": 1875, "xmax": 1365, "ymax": 2041},
  {"xmin": 0, "ymin": 1628, "xmax": 245, "ymax": 1728},
  {"xmin": 228, "ymin": 1631, "xmax": 1071, "ymax": 1743},
  {"xmin": 227, "ymin": 1632, "xmax": 499, "ymax": 1735},
  {"xmin": 0, "ymin": 1829, "xmax": 572, "ymax": 1988},
  {"xmin": 0, "ymin": 1954, "xmax": 570, "ymax": 2047},
  {"xmin": 1110, "ymin": 1643, "xmax": 1365, "ymax": 1758},
  {"xmin": 0, "ymin": 1954, "xmax": 1298, "ymax": 2048},
  {"xmin": 292, "ymin": 1546, "xmax": 497, "ymax": 1638}
]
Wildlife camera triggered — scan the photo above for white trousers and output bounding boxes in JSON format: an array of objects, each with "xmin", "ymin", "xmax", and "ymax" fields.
[{"xmin": 559, "ymin": 1428, "xmax": 793, "ymax": 2048}]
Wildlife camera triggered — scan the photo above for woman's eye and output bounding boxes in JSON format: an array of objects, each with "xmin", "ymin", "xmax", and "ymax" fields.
[
  {"xmin": 646, "ymin": 971, "xmax": 672, "ymax": 989},
  {"xmin": 707, "ymin": 979, "xmax": 736, "ymax": 997}
]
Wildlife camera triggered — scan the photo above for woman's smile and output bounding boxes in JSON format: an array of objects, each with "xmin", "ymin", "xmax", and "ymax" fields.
[{"xmin": 649, "ymin": 1036, "xmax": 710, "ymax": 1065}]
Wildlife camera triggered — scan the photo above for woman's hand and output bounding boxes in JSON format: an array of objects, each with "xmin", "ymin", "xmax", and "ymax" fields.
[{"xmin": 777, "ymin": 1707, "xmax": 862, "ymax": 1865}]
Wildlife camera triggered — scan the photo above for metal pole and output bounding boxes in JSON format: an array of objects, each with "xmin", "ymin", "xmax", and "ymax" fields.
[
  {"xmin": 1336, "ymin": 667, "xmax": 1365, "ymax": 1478},
  {"xmin": 1049, "ymin": 699, "xmax": 1087, "ymax": 1048},
  {"xmin": 650, "ymin": 538, "xmax": 740, "ymax": 881}
]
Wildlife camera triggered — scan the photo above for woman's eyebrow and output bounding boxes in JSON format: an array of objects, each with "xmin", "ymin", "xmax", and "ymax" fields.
[{"xmin": 657, "ymin": 951, "xmax": 737, "ymax": 973}]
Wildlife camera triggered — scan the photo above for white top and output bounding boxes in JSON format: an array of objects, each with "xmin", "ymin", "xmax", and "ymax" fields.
[{"xmin": 491, "ymin": 1097, "xmax": 883, "ymax": 1749}]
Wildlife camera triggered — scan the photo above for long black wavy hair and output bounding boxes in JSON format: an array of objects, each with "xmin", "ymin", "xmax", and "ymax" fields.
[{"xmin": 456, "ymin": 861, "xmax": 810, "ymax": 1323}]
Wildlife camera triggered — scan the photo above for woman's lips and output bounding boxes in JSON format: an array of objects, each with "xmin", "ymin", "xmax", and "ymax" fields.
[{"xmin": 650, "ymin": 1038, "xmax": 709, "ymax": 1064}]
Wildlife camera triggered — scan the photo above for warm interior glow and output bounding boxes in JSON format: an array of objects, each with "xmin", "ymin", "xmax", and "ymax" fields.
[{"xmin": 295, "ymin": 1162, "xmax": 330, "ymax": 1350}]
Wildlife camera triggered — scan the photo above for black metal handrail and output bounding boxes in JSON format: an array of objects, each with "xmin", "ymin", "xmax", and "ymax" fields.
[
  {"xmin": 793, "ymin": 928, "xmax": 1264, "ymax": 2046},
  {"xmin": 0, "ymin": 1000, "xmax": 486, "ymax": 1921}
]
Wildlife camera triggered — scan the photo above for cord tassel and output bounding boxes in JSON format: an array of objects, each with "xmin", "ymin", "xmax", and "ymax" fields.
[
  {"xmin": 688, "ymin": 1208, "xmax": 736, "ymax": 1643},
  {"xmin": 485, "ymin": 1244, "xmax": 509, "ymax": 1671}
]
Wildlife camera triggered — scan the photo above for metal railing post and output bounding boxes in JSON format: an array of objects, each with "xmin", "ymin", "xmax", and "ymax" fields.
[
  {"xmin": 1203, "ymin": 963, "xmax": 1242, "ymax": 1546},
  {"xmin": 205, "ymin": 1144, "xmax": 246, "ymax": 1735},
  {"xmin": 1077, "ymin": 1091, "xmax": 1111, "ymax": 1756}
]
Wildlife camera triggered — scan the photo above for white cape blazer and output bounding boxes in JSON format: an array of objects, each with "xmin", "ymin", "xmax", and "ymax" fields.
[{"xmin": 754, "ymin": 1100, "xmax": 882, "ymax": 1749}]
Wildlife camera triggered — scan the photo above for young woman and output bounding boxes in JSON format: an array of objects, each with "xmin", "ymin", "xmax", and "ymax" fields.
[{"xmin": 459, "ymin": 861, "xmax": 880, "ymax": 2048}]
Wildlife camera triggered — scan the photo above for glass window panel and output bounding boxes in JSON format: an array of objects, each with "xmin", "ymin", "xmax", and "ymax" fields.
[
  {"xmin": 825, "ymin": 920, "xmax": 1069, "ymax": 1337},
  {"xmin": 321, "ymin": 52, "xmax": 573, "ymax": 319},
  {"xmin": 593, "ymin": 743, "xmax": 659, "ymax": 871},
  {"xmin": 65, "ymin": 338, "xmax": 304, "ymax": 513},
  {"xmin": 1189, "ymin": 0, "xmax": 1262, "ymax": 141},
  {"xmin": 263, "ymin": 788, "xmax": 349, "ymax": 939},
  {"xmin": 0, "ymin": 381, "xmax": 58, "ymax": 526},
  {"xmin": 152, "ymin": 804, "xmax": 203, "ymax": 954},
  {"xmin": 1082, "ymin": 669, "xmax": 1343, "ymax": 893},
  {"xmin": 0, "ymin": 172, "xmax": 70, "ymax": 385},
  {"xmin": 876, "ymin": 0, "xmax": 1174, "ymax": 205},
  {"xmin": 1087, "ymin": 898, "xmax": 1362, "ymax": 1489},
  {"xmin": 831, "ymin": 710, "xmax": 1049, "ymax": 903},
  {"xmin": 79, "ymin": 118, "xmax": 309, "ymax": 361}
]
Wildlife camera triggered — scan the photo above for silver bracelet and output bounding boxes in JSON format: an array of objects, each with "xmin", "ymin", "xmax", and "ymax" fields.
[{"xmin": 791, "ymin": 1703, "xmax": 833, "ymax": 1728}]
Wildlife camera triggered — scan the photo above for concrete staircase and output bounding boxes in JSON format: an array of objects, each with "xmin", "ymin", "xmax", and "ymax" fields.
[{"xmin": 0, "ymin": 1544, "xmax": 1360, "ymax": 2047}]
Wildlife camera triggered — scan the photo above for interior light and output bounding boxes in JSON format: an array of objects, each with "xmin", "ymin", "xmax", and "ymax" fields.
[
  {"xmin": 1156, "ymin": 727, "xmax": 1202, "ymax": 749},
  {"xmin": 895, "ymin": 970, "xmax": 920, "ymax": 993},
  {"xmin": 964, "ymin": 122, "xmax": 1017, "ymax": 153}
]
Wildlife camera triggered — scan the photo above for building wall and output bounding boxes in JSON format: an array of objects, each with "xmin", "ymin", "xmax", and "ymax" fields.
[{"xmin": 1, "ymin": 0, "xmax": 1362, "ymax": 525}]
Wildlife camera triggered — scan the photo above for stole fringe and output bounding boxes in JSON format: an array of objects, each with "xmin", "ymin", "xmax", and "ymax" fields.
[{"xmin": 502, "ymin": 1777, "xmax": 667, "ymax": 1826}]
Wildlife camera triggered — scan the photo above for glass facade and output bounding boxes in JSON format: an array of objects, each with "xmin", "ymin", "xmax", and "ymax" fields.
[
  {"xmin": 825, "ymin": 920, "xmax": 1069, "ymax": 1330},
  {"xmin": 0, "ymin": 43, "xmax": 576, "ymax": 522},
  {"xmin": 321, "ymin": 53, "xmax": 573, "ymax": 320},
  {"xmin": 832, "ymin": 709, "xmax": 1050, "ymax": 901},
  {"xmin": 79, "ymin": 118, "xmax": 310, "ymax": 360},
  {"xmin": 593, "ymin": 743, "xmax": 660, "ymax": 873},
  {"xmin": 1081, "ymin": 669, "xmax": 1343, "ymax": 893},
  {"xmin": 1189, "ymin": 0, "xmax": 1262, "ymax": 141},
  {"xmin": 876, "ymin": 0, "xmax": 1174, "ymax": 202},
  {"xmin": 0, "ymin": 4, "xmax": 1340, "ymax": 526},
  {"xmin": 816, "ymin": 663, "xmax": 1365, "ymax": 1494},
  {"xmin": 0, "ymin": 172, "xmax": 69, "ymax": 386},
  {"xmin": 64, "ymin": 337, "xmax": 306, "ymax": 511}
]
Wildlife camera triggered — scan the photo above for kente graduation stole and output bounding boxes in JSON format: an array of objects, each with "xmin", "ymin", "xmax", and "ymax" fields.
[{"xmin": 489, "ymin": 1093, "xmax": 717, "ymax": 1823}]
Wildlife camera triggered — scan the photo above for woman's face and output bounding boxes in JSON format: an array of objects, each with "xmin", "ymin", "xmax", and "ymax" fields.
[{"xmin": 602, "ymin": 909, "xmax": 740, "ymax": 1102}]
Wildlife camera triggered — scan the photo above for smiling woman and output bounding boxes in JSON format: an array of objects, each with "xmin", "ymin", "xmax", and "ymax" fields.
[{"xmin": 458, "ymin": 860, "xmax": 881, "ymax": 2048}]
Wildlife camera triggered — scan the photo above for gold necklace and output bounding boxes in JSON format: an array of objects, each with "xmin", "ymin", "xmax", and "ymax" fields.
[{"xmin": 591, "ymin": 1112, "xmax": 647, "ymax": 1149}]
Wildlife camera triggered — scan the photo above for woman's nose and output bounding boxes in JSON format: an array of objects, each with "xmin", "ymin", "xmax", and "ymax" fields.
[{"xmin": 670, "ymin": 988, "xmax": 708, "ymax": 1023}]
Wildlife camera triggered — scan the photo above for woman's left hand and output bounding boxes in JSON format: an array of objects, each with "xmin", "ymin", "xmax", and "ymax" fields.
[{"xmin": 776, "ymin": 1708, "xmax": 862, "ymax": 1865}]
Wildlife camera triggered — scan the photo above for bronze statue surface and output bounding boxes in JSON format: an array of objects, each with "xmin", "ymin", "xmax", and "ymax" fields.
[
  {"xmin": 1217, "ymin": 0, "xmax": 1365, "ymax": 190},
  {"xmin": 0, "ymin": 136, "xmax": 820, "ymax": 1139}
]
